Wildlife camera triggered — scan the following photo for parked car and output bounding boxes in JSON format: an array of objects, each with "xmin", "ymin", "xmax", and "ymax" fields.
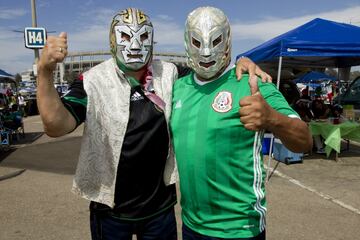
[
  {"xmin": 334, "ymin": 76, "xmax": 360, "ymax": 109},
  {"xmin": 54, "ymin": 84, "xmax": 69, "ymax": 97},
  {"xmin": 18, "ymin": 81, "xmax": 38, "ymax": 115},
  {"xmin": 333, "ymin": 76, "xmax": 360, "ymax": 120}
]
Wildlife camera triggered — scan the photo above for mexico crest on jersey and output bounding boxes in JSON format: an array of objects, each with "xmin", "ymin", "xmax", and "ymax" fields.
[{"xmin": 212, "ymin": 91, "xmax": 233, "ymax": 113}]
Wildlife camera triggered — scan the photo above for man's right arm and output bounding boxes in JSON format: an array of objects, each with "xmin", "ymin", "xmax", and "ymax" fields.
[{"xmin": 37, "ymin": 32, "xmax": 77, "ymax": 137}]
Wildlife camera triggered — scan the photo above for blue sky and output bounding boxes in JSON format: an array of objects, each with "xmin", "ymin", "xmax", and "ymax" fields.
[{"xmin": 1, "ymin": 0, "xmax": 360, "ymax": 74}]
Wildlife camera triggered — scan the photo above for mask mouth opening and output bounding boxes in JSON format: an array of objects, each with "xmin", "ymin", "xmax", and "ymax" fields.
[
  {"xmin": 199, "ymin": 61, "xmax": 216, "ymax": 68},
  {"xmin": 127, "ymin": 54, "xmax": 143, "ymax": 59}
]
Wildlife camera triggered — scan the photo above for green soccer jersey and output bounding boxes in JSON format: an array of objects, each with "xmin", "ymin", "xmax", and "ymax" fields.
[{"xmin": 170, "ymin": 68, "xmax": 299, "ymax": 238}]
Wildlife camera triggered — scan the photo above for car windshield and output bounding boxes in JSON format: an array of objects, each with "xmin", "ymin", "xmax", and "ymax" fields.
[
  {"xmin": 343, "ymin": 78, "xmax": 360, "ymax": 102},
  {"xmin": 19, "ymin": 81, "xmax": 36, "ymax": 89}
]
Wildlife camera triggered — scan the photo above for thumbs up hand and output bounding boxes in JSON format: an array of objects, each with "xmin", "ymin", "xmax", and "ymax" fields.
[
  {"xmin": 38, "ymin": 32, "xmax": 68, "ymax": 73},
  {"xmin": 239, "ymin": 87, "xmax": 274, "ymax": 131},
  {"xmin": 249, "ymin": 75, "xmax": 260, "ymax": 96}
]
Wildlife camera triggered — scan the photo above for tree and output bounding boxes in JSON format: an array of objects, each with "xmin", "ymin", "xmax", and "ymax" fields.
[{"xmin": 14, "ymin": 73, "xmax": 22, "ymax": 85}]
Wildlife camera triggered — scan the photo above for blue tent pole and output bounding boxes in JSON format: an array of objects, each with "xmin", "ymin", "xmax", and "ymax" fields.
[{"xmin": 266, "ymin": 56, "xmax": 283, "ymax": 182}]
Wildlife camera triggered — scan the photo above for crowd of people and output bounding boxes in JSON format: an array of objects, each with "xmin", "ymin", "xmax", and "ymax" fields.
[
  {"xmin": 0, "ymin": 88, "xmax": 25, "ymax": 145},
  {"xmin": 1, "ymin": 88, "xmax": 25, "ymax": 120},
  {"xmin": 293, "ymin": 85, "xmax": 348, "ymax": 153},
  {"xmin": 295, "ymin": 85, "xmax": 346, "ymax": 122}
]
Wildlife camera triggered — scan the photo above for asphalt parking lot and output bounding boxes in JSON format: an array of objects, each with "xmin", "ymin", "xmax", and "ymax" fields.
[{"xmin": 0, "ymin": 115, "xmax": 359, "ymax": 240}]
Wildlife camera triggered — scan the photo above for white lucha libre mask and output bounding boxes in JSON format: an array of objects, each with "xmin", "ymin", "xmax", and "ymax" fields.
[
  {"xmin": 185, "ymin": 7, "xmax": 231, "ymax": 80},
  {"xmin": 110, "ymin": 8, "xmax": 153, "ymax": 71}
]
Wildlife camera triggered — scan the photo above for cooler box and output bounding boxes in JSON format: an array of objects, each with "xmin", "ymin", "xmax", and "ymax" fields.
[
  {"xmin": 262, "ymin": 133, "xmax": 273, "ymax": 155},
  {"xmin": 273, "ymin": 138, "xmax": 303, "ymax": 164}
]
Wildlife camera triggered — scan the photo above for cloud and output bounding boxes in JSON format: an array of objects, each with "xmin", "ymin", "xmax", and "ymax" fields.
[
  {"xmin": 0, "ymin": 27, "xmax": 34, "ymax": 73},
  {"xmin": 65, "ymin": 8, "xmax": 116, "ymax": 51},
  {"xmin": 152, "ymin": 18, "xmax": 184, "ymax": 46},
  {"xmin": 232, "ymin": 5, "xmax": 360, "ymax": 41},
  {"xmin": 2, "ymin": 5, "xmax": 360, "ymax": 74},
  {"xmin": 83, "ymin": 0, "xmax": 95, "ymax": 7},
  {"xmin": 77, "ymin": 7, "xmax": 115, "ymax": 25},
  {"xmin": 0, "ymin": 7, "xmax": 27, "ymax": 19},
  {"xmin": 68, "ymin": 11, "xmax": 185, "ymax": 52},
  {"xmin": 156, "ymin": 15, "xmax": 174, "ymax": 21},
  {"xmin": 77, "ymin": 7, "xmax": 116, "ymax": 28},
  {"xmin": 68, "ymin": 25, "xmax": 108, "ymax": 52},
  {"xmin": 37, "ymin": 0, "xmax": 51, "ymax": 8}
]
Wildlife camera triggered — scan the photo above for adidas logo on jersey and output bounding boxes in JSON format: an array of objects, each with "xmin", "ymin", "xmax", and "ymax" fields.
[{"xmin": 131, "ymin": 91, "xmax": 144, "ymax": 101}]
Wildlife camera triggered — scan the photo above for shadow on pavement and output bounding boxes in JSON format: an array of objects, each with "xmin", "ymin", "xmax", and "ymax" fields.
[
  {"xmin": 10, "ymin": 132, "xmax": 44, "ymax": 146},
  {"xmin": 0, "ymin": 136, "xmax": 81, "ymax": 175},
  {"xmin": 0, "ymin": 148, "xmax": 16, "ymax": 163},
  {"xmin": 304, "ymin": 141, "xmax": 360, "ymax": 161}
]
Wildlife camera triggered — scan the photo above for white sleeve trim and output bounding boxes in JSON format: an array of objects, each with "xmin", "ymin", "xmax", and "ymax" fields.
[{"xmin": 288, "ymin": 114, "xmax": 301, "ymax": 119}]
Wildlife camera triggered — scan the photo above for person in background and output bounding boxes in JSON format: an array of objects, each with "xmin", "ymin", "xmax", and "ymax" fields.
[
  {"xmin": 5, "ymin": 87, "xmax": 12, "ymax": 97},
  {"xmin": 9, "ymin": 94, "xmax": 17, "ymax": 108},
  {"xmin": 17, "ymin": 94, "xmax": 26, "ymax": 117},
  {"xmin": 0, "ymin": 93, "xmax": 9, "ymax": 110},
  {"xmin": 294, "ymin": 98, "xmax": 313, "ymax": 122},
  {"xmin": 325, "ymin": 82, "xmax": 334, "ymax": 103},
  {"xmin": 311, "ymin": 99, "xmax": 332, "ymax": 153},
  {"xmin": 301, "ymin": 86, "xmax": 311, "ymax": 100},
  {"xmin": 170, "ymin": 6, "xmax": 312, "ymax": 240},
  {"xmin": 330, "ymin": 104, "xmax": 346, "ymax": 122},
  {"xmin": 36, "ymin": 7, "xmax": 270, "ymax": 240},
  {"xmin": 312, "ymin": 99, "xmax": 331, "ymax": 120},
  {"xmin": 2, "ymin": 104, "xmax": 23, "ymax": 130},
  {"xmin": 314, "ymin": 86, "xmax": 323, "ymax": 99}
]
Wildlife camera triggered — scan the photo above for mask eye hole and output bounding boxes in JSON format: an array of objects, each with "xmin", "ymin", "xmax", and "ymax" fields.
[
  {"xmin": 192, "ymin": 37, "xmax": 201, "ymax": 48},
  {"xmin": 140, "ymin": 32, "xmax": 149, "ymax": 42},
  {"xmin": 213, "ymin": 35, "xmax": 222, "ymax": 47},
  {"xmin": 121, "ymin": 32, "xmax": 131, "ymax": 42}
]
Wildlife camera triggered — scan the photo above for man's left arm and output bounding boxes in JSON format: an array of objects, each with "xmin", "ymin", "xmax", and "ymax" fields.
[
  {"xmin": 239, "ymin": 82, "xmax": 313, "ymax": 153},
  {"xmin": 266, "ymin": 106, "xmax": 312, "ymax": 152}
]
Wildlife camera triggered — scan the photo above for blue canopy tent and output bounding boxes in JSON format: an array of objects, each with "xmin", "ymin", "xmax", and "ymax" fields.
[
  {"xmin": 237, "ymin": 18, "xmax": 360, "ymax": 67},
  {"xmin": 236, "ymin": 18, "xmax": 360, "ymax": 178},
  {"xmin": 295, "ymin": 71, "xmax": 336, "ymax": 97},
  {"xmin": 237, "ymin": 18, "xmax": 360, "ymax": 89},
  {"xmin": 0, "ymin": 69, "xmax": 15, "ymax": 80},
  {"xmin": 295, "ymin": 71, "xmax": 337, "ymax": 101},
  {"xmin": 0, "ymin": 69, "xmax": 17, "ymax": 90},
  {"xmin": 295, "ymin": 71, "xmax": 336, "ymax": 84}
]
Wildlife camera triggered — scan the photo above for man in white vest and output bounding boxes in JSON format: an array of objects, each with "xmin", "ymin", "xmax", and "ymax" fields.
[
  {"xmin": 171, "ymin": 7, "xmax": 312, "ymax": 240},
  {"xmin": 37, "ymin": 7, "xmax": 270, "ymax": 240}
]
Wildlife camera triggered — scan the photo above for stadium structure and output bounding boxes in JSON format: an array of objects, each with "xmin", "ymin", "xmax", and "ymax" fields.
[{"xmin": 53, "ymin": 50, "xmax": 187, "ymax": 83}]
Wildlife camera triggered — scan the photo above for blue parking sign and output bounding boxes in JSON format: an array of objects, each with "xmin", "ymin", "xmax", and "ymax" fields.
[{"xmin": 24, "ymin": 27, "xmax": 47, "ymax": 49}]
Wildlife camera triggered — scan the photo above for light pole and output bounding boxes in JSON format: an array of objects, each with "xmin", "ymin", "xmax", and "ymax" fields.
[{"xmin": 30, "ymin": 0, "xmax": 40, "ymax": 64}]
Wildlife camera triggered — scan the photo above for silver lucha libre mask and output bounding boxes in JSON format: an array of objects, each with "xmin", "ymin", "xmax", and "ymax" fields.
[
  {"xmin": 185, "ymin": 7, "xmax": 231, "ymax": 80},
  {"xmin": 110, "ymin": 8, "xmax": 153, "ymax": 71}
]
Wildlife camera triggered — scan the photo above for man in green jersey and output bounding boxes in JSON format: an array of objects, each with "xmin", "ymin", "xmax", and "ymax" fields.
[{"xmin": 170, "ymin": 7, "xmax": 313, "ymax": 240}]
